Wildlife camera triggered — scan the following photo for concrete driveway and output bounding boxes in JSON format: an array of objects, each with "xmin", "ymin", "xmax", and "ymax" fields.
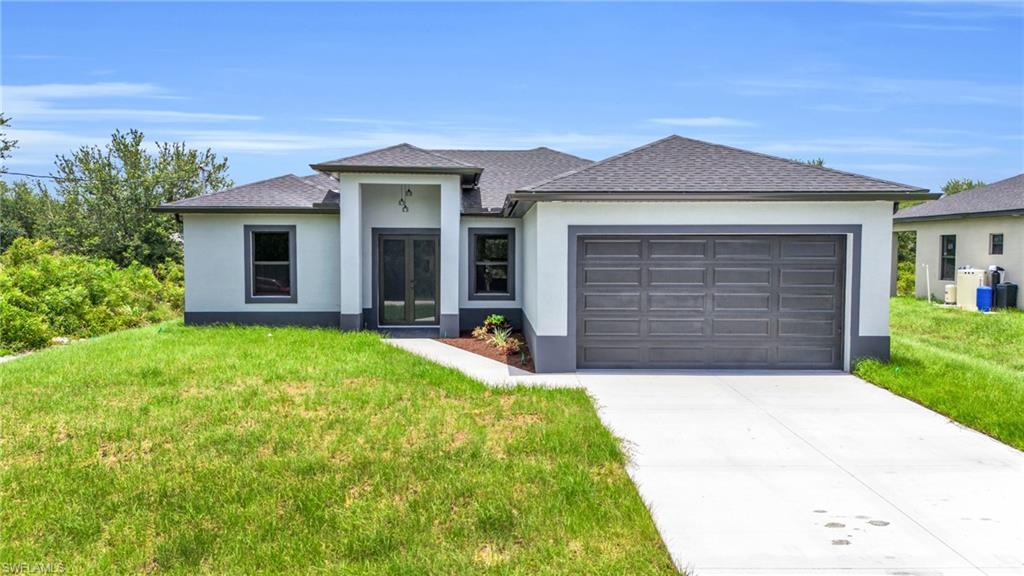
[{"xmin": 579, "ymin": 372, "xmax": 1024, "ymax": 576}]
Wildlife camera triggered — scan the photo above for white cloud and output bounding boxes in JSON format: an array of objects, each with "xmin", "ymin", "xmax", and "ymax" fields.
[
  {"xmin": 4, "ymin": 82, "xmax": 163, "ymax": 100},
  {"xmin": 751, "ymin": 137, "xmax": 998, "ymax": 158},
  {"xmin": 2, "ymin": 82, "xmax": 260, "ymax": 124},
  {"xmin": 730, "ymin": 76, "xmax": 1022, "ymax": 106},
  {"xmin": 164, "ymin": 128, "xmax": 644, "ymax": 156},
  {"xmin": 649, "ymin": 116, "xmax": 754, "ymax": 127}
]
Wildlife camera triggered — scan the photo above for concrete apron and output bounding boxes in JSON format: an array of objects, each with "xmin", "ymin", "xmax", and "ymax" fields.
[{"xmin": 579, "ymin": 371, "xmax": 1024, "ymax": 576}]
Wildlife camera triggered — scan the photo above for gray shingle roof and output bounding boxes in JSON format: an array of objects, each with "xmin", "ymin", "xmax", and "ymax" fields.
[
  {"xmin": 431, "ymin": 148, "xmax": 591, "ymax": 213},
  {"xmin": 311, "ymin": 143, "xmax": 480, "ymax": 173},
  {"xmin": 156, "ymin": 174, "xmax": 337, "ymax": 212},
  {"xmin": 520, "ymin": 135, "xmax": 928, "ymax": 194},
  {"xmin": 895, "ymin": 173, "xmax": 1024, "ymax": 221}
]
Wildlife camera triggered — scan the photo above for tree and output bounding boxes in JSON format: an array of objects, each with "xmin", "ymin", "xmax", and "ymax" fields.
[
  {"xmin": 942, "ymin": 178, "xmax": 985, "ymax": 196},
  {"xmin": 0, "ymin": 180, "xmax": 59, "ymax": 252},
  {"xmin": 804, "ymin": 158, "xmax": 826, "ymax": 167},
  {"xmin": 52, "ymin": 129, "xmax": 232, "ymax": 267},
  {"xmin": 0, "ymin": 114, "xmax": 16, "ymax": 172}
]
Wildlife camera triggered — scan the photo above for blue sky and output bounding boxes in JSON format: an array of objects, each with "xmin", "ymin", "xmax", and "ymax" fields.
[{"xmin": 2, "ymin": 2, "xmax": 1022, "ymax": 193}]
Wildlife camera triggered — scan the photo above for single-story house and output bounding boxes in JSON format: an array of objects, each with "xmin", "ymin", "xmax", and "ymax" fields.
[
  {"xmin": 155, "ymin": 135, "xmax": 933, "ymax": 372},
  {"xmin": 894, "ymin": 174, "xmax": 1023, "ymax": 307}
]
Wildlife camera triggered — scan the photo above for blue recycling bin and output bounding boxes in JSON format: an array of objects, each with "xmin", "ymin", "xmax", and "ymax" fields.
[{"xmin": 977, "ymin": 285, "xmax": 993, "ymax": 312}]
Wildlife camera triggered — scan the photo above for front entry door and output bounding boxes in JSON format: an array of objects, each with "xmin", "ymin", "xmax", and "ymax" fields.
[{"xmin": 378, "ymin": 234, "xmax": 439, "ymax": 326}]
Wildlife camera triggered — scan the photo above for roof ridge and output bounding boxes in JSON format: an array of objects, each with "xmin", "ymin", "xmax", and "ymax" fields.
[
  {"xmin": 669, "ymin": 135, "xmax": 927, "ymax": 192},
  {"xmin": 400, "ymin": 143, "xmax": 478, "ymax": 167},
  {"xmin": 519, "ymin": 135, "xmax": 678, "ymax": 192}
]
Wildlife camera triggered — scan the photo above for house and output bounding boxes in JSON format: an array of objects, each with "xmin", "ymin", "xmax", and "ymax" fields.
[
  {"xmin": 155, "ymin": 135, "xmax": 933, "ymax": 372},
  {"xmin": 894, "ymin": 174, "xmax": 1023, "ymax": 307}
]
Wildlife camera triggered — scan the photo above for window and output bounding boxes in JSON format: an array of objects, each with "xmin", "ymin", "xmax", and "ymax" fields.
[
  {"xmin": 244, "ymin": 225, "xmax": 296, "ymax": 303},
  {"xmin": 990, "ymin": 233, "xmax": 1004, "ymax": 255},
  {"xmin": 940, "ymin": 234, "xmax": 956, "ymax": 281},
  {"xmin": 469, "ymin": 228, "xmax": 515, "ymax": 300}
]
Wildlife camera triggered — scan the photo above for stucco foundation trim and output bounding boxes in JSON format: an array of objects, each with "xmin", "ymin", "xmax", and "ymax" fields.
[
  {"xmin": 185, "ymin": 311, "xmax": 339, "ymax": 328},
  {"xmin": 459, "ymin": 308, "xmax": 522, "ymax": 332},
  {"xmin": 522, "ymin": 313, "xmax": 576, "ymax": 373}
]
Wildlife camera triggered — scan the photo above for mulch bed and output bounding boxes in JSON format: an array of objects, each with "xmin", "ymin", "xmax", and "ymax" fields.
[{"xmin": 438, "ymin": 331, "xmax": 535, "ymax": 373}]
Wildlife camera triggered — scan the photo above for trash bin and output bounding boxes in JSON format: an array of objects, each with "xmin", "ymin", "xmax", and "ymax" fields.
[
  {"xmin": 996, "ymin": 283, "xmax": 1018, "ymax": 309},
  {"xmin": 977, "ymin": 285, "xmax": 993, "ymax": 312},
  {"xmin": 987, "ymin": 265, "xmax": 1005, "ymax": 288}
]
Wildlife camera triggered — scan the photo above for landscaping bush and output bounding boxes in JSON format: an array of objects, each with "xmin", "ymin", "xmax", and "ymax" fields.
[{"xmin": 0, "ymin": 238, "xmax": 182, "ymax": 352}]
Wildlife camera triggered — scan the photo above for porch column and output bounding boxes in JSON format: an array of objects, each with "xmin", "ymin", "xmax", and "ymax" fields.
[
  {"xmin": 339, "ymin": 177, "xmax": 363, "ymax": 330},
  {"xmin": 439, "ymin": 175, "xmax": 460, "ymax": 337}
]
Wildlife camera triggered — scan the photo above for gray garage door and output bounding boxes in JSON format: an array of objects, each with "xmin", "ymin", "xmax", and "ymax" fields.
[{"xmin": 576, "ymin": 235, "xmax": 846, "ymax": 370}]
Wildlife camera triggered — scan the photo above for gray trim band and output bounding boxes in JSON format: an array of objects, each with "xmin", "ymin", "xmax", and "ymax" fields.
[
  {"xmin": 340, "ymin": 313, "xmax": 363, "ymax": 331},
  {"xmin": 459, "ymin": 308, "xmax": 522, "ymax": 332},
  {"xmin": 522, "ymin": 314, "xmax": 575, "ymax": 373},
  {"xmin": 244, "ymin": 225, "xmax": 297, "ymax": 304},
  {"xmin": 185, "ymin": 311, "xmax": 339, "ymax": 328},
  {"xmin": 851, "ymin": 335, "xmax": 891, "ymax": 365},
  {"xmin": 440, "ymin": 314, "xmax": 459, "ymax": 338}
]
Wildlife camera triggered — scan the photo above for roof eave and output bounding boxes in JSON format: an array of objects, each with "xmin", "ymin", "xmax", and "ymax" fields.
[
  {"xmin": 152, "ymin": 205, "xmax": 339, "ymax": 215},
  {"xmin": 308, "ymin": 163, "xmax": 482, "ymax": 176},
  {"xmin": 894, "ymin": 208, "xmax": 1024, "ymax": 223},
  {"xmin": 503, "ymin": 190, "xmax": 937, "ymax": 217}
]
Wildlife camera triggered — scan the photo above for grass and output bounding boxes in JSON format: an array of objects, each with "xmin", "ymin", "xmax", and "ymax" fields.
[
  {"xmin": 855, "ymin": 297, "xmax": 1024, "ymax": 450},
  {"xmin": 0, "ymin": 322, "xmax": 677, "ymax": 575}
]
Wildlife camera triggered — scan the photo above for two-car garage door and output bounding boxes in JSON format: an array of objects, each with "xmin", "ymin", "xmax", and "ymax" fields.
[{"xmin": 575, "ymin": 235, "xmax": 846, "ymax": 370}]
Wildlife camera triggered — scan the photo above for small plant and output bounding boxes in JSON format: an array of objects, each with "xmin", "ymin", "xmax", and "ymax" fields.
[
  {"xmin": 483, "ymin": 314, "xmax": 509, "ymax": 331},
  {"xmin": 471, "ymin": 325, "xmax": 491, "ymax": 340},
  {"xmin": 489, "ymin": 327, "xmax": 522, "ymax": 355}
]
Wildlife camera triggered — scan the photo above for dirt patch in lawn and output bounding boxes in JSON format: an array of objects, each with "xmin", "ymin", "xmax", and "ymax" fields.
[{"xmin": 438, "ymin": 332, "xmax": 535, "ymax": 373}]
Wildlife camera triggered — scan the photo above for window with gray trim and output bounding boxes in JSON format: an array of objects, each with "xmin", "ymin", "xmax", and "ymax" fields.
[
  {"xmin": 940, "ymin": 234, "xmax": 956, "ymax": 281},
  {"xmin": 469, "ymin": 228, "xmax": 515, "ymax": 300},
  {"xmin": 244, "ymin": 225, "xmax": 297, "ymax": 303},
  {"xmin": 990, "ymin": 233, "xmax": 1004, "ymax": 255}
]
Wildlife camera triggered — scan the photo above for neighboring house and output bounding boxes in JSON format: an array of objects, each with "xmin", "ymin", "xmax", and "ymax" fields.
[
  {"xmin": 155, "ymin": 135, "xmax": 932, "ymax": 372},
  {"xmin": 894, "ymin": 174, "xmax": 1023, "ymax": 307}
]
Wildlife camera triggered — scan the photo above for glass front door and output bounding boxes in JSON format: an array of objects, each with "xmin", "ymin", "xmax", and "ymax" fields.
[{"xmin": 378, "ymin": 234, "xmax": 439, "ymax": 326}]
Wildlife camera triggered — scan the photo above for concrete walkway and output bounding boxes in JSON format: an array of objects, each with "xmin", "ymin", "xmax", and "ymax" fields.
[{"xmin": 389, "ymin": 339, "xmax": 1024, "ymax": 575}]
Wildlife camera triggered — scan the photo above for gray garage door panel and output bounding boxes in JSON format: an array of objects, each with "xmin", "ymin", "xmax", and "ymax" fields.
[{"xmin": 576, "ymin": 235, "xmax": 846, "ymax": 370}]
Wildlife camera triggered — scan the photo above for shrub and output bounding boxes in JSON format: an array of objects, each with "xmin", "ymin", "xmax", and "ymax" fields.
[
  {"xmin": 0, "ymin": 238, "xmax": 182, "ymax": 352},
  {"xmin": 483, "ymin": 314, "xmax": 509, "ymax": 331},
  {"xmin": 897, "ymin": 260, "xmax": 915, "ymax": 297}
]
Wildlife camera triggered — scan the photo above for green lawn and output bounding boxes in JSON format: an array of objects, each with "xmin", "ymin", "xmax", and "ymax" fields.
[
  {"xmin": 0, "ymin": 323, "xmax": 677, "ymax": 575},
  {"xmin": 855, "ymin": 297, "xmax": 1024, "ymax": 450}
]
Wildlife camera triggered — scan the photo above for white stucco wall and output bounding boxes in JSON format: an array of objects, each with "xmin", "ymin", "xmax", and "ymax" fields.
[
  {"xmin": 359, "ymin": 183, "xmax": 442, "ymax": 309},
  {"xmin": 182, "ymin": 213, "xmax": 340, "ymax": 312},
  {"xmin": 895, "ymin": 216, "xmax": 1023, "ymax": 306},
  {"xmin": 459, "ymin": 216, "xmax": 523, "ymax": 309},
  {"xmin": 521, "ymin": 207, "xmax": 538, "ymax": 322},
  {"xmin": 521, "ymin": 200, "xmax": 895, "ymax": 342},
  {"xmin": 336, "ymin": 173, "xmax": 461, "ymax": 320}
]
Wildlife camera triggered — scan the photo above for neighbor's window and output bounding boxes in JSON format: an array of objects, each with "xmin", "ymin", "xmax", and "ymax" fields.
[
  {"xmin": 990, "ymin": 233, "xmax": 1004, "ymax": 255},
  {"xmin": 469, "ymin": 228, "xmax": 515, "ymax": 300},
  {"xmin": 940, "ymin": 234, "xmax": 956, "ymax": 281},
  {"xmin": 245, "ymin": 225, "xmax": 296, "ymax": 302}
]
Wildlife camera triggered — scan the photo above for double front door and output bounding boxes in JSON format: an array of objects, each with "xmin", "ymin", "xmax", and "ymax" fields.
[{"xmin": 378, "ymin": 234, "xmax": 439, "ymax": 326}]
